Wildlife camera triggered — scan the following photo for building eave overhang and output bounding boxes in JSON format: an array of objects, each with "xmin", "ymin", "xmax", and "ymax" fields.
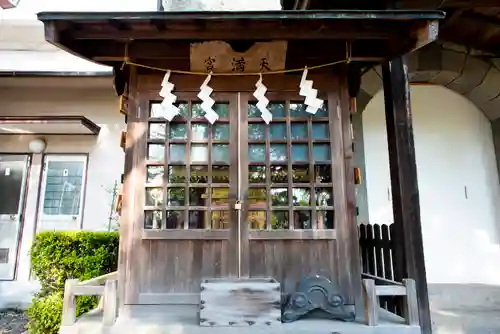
[{"xmin": 37, "ymin": 10, "xmax": 445, "ymax": 68}]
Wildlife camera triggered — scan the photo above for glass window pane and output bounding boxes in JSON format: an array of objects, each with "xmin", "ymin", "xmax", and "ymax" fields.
[
  {"xmin": 167, "ymin": 188, "xmax": 185, "ymax": 206},
  {"xmin": 248, "ymin": 104, "xmax": 260, "ymax": 118},
  {"xmin": 291, "ymin": 123, "xmax": 307, "ymax": 139},
  {"xmin": 191, "ymin": 124, "xmax": 208, "ymax": 140},
  {"xmin": 248, "ymin": 123, "xmax": 266, "ymax": 140},
  {"xmin": 193, "ymin": 104, "xmax": 228, "ymax": 118},
  {"xmin": 43, "ymin": 160, "xmax": 84, "ymax": 216},
  {"xmin": 190, "ymin": 166, "xmax": 208, "ymax": 183},
  {"xmin": 291, "ymin": 144, "xmax": 308, "ymax": 162},
  {"xmin": 315, "ymin": 104, "xmax": 328, "ymax": 117},
  {"xmin": 313, "ymin": 144, "xmax": 330, "ymax": 161},
  {"xmin": 168, "ymin": 144, "xmax": 185, "ymax": 163},
  {"xmin": 270, "ymin": 165, "xmax": 288, "ymax": 183},
  {"xmin": 148, "ymin": 144, "xmax": 165, "ymax": 161},
  {"xmin": 213, "ymin": 165, "xmax": 230, "ymax": 183},
  {"xmin": 289, "ymin": 103, "xmax": 308, "ymax": 117},
  {"xmin": 252, "ymin": 104, "xmax": 285, "ymax": 118},
  {"xmin": 212, "ymin": 188, "xmax": 229, "ymax": 206},
  {"xmin": 317, "ymin": 211, "xmax": 334, "ymax": 229},
  {"xmin": 249, "ymin": 165, "xmax": 266, "ymax": 183},
  {"xmin": 249, "ymin": 144, "xmax": 265, "ymax": 162},
  {"xmin": 271, "ymin": 211, "xmax": 289, "ymax": 229},
  {"xmin": 150, "ymin": 103, "xmax": 163, "ymax": 118},
  {"xmin": 214, "ymin": 104, "xmax": 229, "ymax": 118},
  {"xmin": 270, "ymin": 123, "xmax": 286, "ymax": 140},
  {"xmin": 249, "ymin": 211, "xmax": 266, "ymax": 230},
  {"xmin": 248, "ymin": 188, "xmax": 267, "ymax": 207},
  {"xmin": 189, "ymin": 187, "xmax": 207, "ymax": 206},
  {"xmin": 168, "ymin": 123, "xmax": 186, "ymax": 140},
  {"xmin": 178, "ymin": 104, "xmax": 189, "ymax": 118},
  {"xmin": 149, "ymin": 123, "xmax": 166, "ymax": 140},
  {"xmin": 151, "ymin": 103, "xmax": 188, "ymax": 118},
  {"xmin": 212, "ymin": 144, "xmax": 229, "ymax": 164},
  {"xmin": 192, "ymin": 103, "xmax": 204, "ymax": 118},
  {"xmin": 166, "ymin": 211, "xmax": 184, "ymax": 229},
  {"xmin": 269, "ymin": 103, "xmax": 286, "ymax": 117},
  {"xmin": 292, "ymin": 188, "xmax": 311, "ymax": 206},
  {"xmin": 314, "ymin": 165, "xmax": 332, "ymax": 183},
  {"xmin": 316, "ymin": 188, "xmax": 334, "ymax": 206},
  {"xmin": 145, "ymin": 188, "xmax": 163, "ymax": 207},
  {"xmin": 189, "ymin": 210, "xmax": 207, "ymax": 229},
  {"xmin": 167, "ymin": 166, "xmax": 186, "ymax": 183},
  {"xmin": 211, "ymin": 210, "xmax": 229, "ymax": 229},
  {"xmin": 292, "ymin": 165, "xmax": 310, "ymax": 183},
  {"xmin": 190, "ymin": 144, "xmax": 208, "ymax": 163},
  {"xmin": 271, "ymin": 188, "xmax": 288, "ymax": 206},
  {"xmin": 270, "ymin": 144, "xmax": 287, "ymax": 162},
  {"xmin": 213, "ymin": 124, "xmax": 230, "ymax": 140},
  {"xmin": 312, "ymin": 123, "xmax": 329, "ymax": 139},
  {"xmin": 147, "ymin": 166, "xmax": 164, "ymax": 184},
  {"xmin": 144, "ymin": 210, "xmax": 162, "ymax": 229},
  {"xmin": 294, "ymin": 211, "xmax": 312, "ymax": 229},
  {"xmin": 0, "ymin": 159, "xmax": 25, "ymax": 215}
]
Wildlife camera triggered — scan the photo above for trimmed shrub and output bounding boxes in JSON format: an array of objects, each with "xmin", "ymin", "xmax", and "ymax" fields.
[{"xmin": 27, "ymin": 231, "xmax": 119, "ymax": 334}]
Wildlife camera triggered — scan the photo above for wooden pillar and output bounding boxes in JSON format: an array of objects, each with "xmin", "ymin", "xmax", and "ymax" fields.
[
  {"xmin": 331, "ymin": 75, "xmax": 362, "ymax": 314},
  {"xmin": 382, "ymin": 57, "xmax": 431, "ymax": 333},
  {"xmin": 117, "ymin": 67, "xmax": 146, "ymax": 305}
]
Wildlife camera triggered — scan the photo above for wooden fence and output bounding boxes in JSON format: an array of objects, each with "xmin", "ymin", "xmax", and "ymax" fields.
[
  {"xmin": 358, "ymin": 223, "xmax": 403, "ymax": 315},
  {"xmin": 62, "ymin": 271, "xmax": 118, "ymax": 328}
]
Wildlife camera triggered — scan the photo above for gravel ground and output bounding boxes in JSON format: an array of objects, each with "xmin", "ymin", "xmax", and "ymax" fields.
[{"xmin": 0, "ymin": 309, "xmax": 28, "ymax": 334}]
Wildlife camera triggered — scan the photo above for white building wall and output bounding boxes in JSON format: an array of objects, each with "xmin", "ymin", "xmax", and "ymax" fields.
[
  {"xmin": 0, "ymin": 82, "xmax": 122, "ymax": 308},
  {"xmin": 363, "ymin": 84, "xmax": 500, "ymax": 333}
]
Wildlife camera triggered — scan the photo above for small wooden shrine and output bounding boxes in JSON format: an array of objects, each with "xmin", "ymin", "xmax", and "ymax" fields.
[{"xmin": 38, "ymin": 9, "xmax": 444, "ymax": 333}]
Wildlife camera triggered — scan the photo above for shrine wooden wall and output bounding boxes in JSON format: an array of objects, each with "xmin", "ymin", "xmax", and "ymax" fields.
[
  {"xmin": 136, "ymin": 239, "xmax": 338, "ymax": 304},
  {"xmin": 119, "ymin": 70, "xmax": 361, "ymax": 308}
]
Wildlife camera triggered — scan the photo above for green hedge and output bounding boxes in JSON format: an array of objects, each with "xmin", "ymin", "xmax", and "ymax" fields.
[{"xmin": 27, "ymin": 231, "xmax": 119, "ymax": 334}]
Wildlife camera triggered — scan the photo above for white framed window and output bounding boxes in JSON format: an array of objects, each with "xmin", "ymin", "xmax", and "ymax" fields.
[{"xmin": 38, "ymin": 155, "xmax": 88, "ymax": 226}]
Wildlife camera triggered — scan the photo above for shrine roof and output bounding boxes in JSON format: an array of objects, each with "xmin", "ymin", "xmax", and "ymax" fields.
[{"xmin": 37, "ymin": 10, "xmax": 445, "ymax": 69}]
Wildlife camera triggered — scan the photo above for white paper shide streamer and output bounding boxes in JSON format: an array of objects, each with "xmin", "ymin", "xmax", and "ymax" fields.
[
  {"xmin": 197, "ymin": 73, "xmax": 219, "ymax": 124},
  {"xmin": 159, "ymin": 70, "xmax": 180, "ymax": 121},
  {"xmin": 299, "ymin": 67, "xmax": 324, "ymax": 114},
  {"xmin": 253, "ymin": 74, "xmax": 272, "ymax": 124}
]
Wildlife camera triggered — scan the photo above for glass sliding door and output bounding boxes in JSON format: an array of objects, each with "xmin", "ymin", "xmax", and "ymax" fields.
[{"xmin": 0, "ymin": 154, "xmax": 30, "ymax": 280}]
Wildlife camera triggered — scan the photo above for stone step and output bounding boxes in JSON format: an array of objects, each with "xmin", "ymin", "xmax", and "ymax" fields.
[{"xmin": 60, "ymin": 305, "xmax": 419, "ymax": 334}]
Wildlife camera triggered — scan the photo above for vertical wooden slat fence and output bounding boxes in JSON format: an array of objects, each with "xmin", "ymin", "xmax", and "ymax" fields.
[{"xmin": 358, "ymin": 223, "xmax": 403, "ymax": 315}]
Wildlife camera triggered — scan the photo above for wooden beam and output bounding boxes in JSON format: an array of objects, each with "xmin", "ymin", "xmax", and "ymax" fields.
[
  {"xmin": 375, "ymin": 285, "xmax": 407, "ymax": 296},
  {"xmin": 439, "ymin": 9, "xmax": 464, "ymax": 29},
  {"xmin": 461, "ymin": 10, "xmax": 500, "ymax": 27},
  {"xmin": 79, "ymin": 271, "xmax": 118, "ymax": 286},
  {"xmin": 142, "ymin": 229, "xmax": 230, "ymax": 240},
  {"xmin": 382, "ymin": 57, "xmax": 431, "ymax": 333},
  {"xmin": 84, "ymin": 39, "xmax": 393, "ymax": 62},
  {"xmin": 107, "ymin": 19, "xmax": 130, "ymax": 31},
  {"xmin": 72, "ymin": 285, "xmax": 105, "ymax": 296},
  {"xmin": 61, "ymin": 279, "xmax": 78, "ymax": 326},
  {"xmin": 403, "ymin": 279, "xmax": 419, "ymax": 326},
  {"xmin": 103, "ymin": 280, "xmax": 118, "ymax": 327},
  {"xmin": 362, "ymin": 279, "xmax": 378, "ymax": 326},
  {"xmin": 441, "ymin": 0, "xmax": 500, "ymax": 7},
  {"xmin": 69, "ymin": 21, "xmax": 413, "ymax": 41}
]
